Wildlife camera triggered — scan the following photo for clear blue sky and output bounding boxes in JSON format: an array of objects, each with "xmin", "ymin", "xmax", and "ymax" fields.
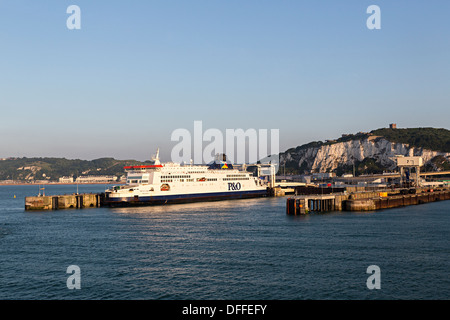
[{"xmin": 1, "ymin": 1, "xmax": 449, "ymax": 161}]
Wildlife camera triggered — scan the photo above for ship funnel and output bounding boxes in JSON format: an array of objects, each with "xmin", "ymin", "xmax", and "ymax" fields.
[{"xmin": 214, "ymin": 153, "xmax": 227, "ymax": 163}]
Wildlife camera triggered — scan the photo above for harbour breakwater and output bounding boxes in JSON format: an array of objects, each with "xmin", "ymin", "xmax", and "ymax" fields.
[
  {"xmin": 25, "ymin": 193, "xmax": 103, "ymax": 210},
  {"xmin": 286, "ymin": 187, "xmax": 450, "ymax": 215}
]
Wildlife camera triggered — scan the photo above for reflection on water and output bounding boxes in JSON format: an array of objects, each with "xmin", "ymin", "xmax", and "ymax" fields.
[{"xmin": 111, "ymin": 197, "xmax": 271, "ymax": 216}]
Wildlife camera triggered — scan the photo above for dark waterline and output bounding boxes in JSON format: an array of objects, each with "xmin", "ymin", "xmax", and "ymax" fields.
[{"xmin": 0, "ymin": 184, "xmax": 449, "ymax": 300}]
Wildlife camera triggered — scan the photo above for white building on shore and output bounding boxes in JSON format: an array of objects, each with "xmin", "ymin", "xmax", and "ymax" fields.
[
  {"xmin": 59, "ymin": 176, "xmax": 74, "ymax": 183},
  {"xmin": 75, "ymin": 175, "xmax": 117, "ymax": 183}
]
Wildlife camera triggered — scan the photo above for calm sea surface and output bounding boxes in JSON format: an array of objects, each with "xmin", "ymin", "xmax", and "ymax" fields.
[{"xmin": 0, "ymin": 184, "xmax": 449, "ymax": 300}]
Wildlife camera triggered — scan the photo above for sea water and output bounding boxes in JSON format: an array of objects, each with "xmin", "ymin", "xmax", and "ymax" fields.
[{"xmin": 0, "ymin": 184, "xmax": 449, "ymax": 300}]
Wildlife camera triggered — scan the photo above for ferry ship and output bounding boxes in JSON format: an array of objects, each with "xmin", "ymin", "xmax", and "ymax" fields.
[{"xmin": 104, "ymin": 150, "xmax": 273, "ymax": 207}]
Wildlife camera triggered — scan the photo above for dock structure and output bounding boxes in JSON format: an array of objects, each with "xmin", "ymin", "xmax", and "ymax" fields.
[
  {"xmin": 25, "ymin": 193, "xmax": 102, "ymax": 211},
  {"xmin": 286, "ymin": 195, "xmax": 336, "ymax": 215},
  {"xmin": 287, "ymin": 188, "xmax": 450, "ymax": 215},
  {"xmin": 349, "ymin": 190, "xmax": 450, "ymax": 211}
]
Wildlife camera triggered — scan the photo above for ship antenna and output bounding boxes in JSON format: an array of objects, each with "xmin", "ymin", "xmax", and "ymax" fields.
[{"xmin": 152, "ymin": 148, "xmax": 161, "ymax": 165}]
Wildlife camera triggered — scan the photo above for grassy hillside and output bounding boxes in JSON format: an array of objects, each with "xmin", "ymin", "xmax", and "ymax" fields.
[
  {"xmin": 0, "ymin": 157, "xmax": 149, "ymax": 181},
  {"xmin": 370, "ymin": 127, "xmax": 450, "ymax": 152}
]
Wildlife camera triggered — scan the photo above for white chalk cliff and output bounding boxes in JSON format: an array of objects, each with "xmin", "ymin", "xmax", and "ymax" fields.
[{"xmin": 281, "ymin": 136, "xmax": 450, "ymax": 173}]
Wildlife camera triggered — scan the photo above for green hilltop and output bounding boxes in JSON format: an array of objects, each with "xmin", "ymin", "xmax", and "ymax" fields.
[
  {"xmin": 0, "ymin": 157, "xmax": 150, "ymax": 182},
  {"xmin": 370, "ymin": 127, "xmax": 450, "ymax": 153}
]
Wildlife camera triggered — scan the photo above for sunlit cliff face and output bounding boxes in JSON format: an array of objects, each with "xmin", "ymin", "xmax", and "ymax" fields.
[{"xmin": 281, "ymin": 138, "xmax": 450, "ymax": 173}]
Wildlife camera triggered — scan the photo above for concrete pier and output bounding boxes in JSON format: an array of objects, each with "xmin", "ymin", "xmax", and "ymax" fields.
[
  {"xmin": 24, "ymin": 196, "xmax": 53, "ymax": 211},
  {"xmin": 270, "ymin": 186, "xmax": 286, "ymax": 197},
  {"xmin": 287, "ymin": 188, "xmax": 450, "ymax": 215},
  {"xmin": 25, "ymin": 193, "xmax": 102, "ymax": 211}
]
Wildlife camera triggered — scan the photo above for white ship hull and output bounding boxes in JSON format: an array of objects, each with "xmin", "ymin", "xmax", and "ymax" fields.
[{"xmin": 105, "ymin": 189, "xmax": 268, "ymax": 206}]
